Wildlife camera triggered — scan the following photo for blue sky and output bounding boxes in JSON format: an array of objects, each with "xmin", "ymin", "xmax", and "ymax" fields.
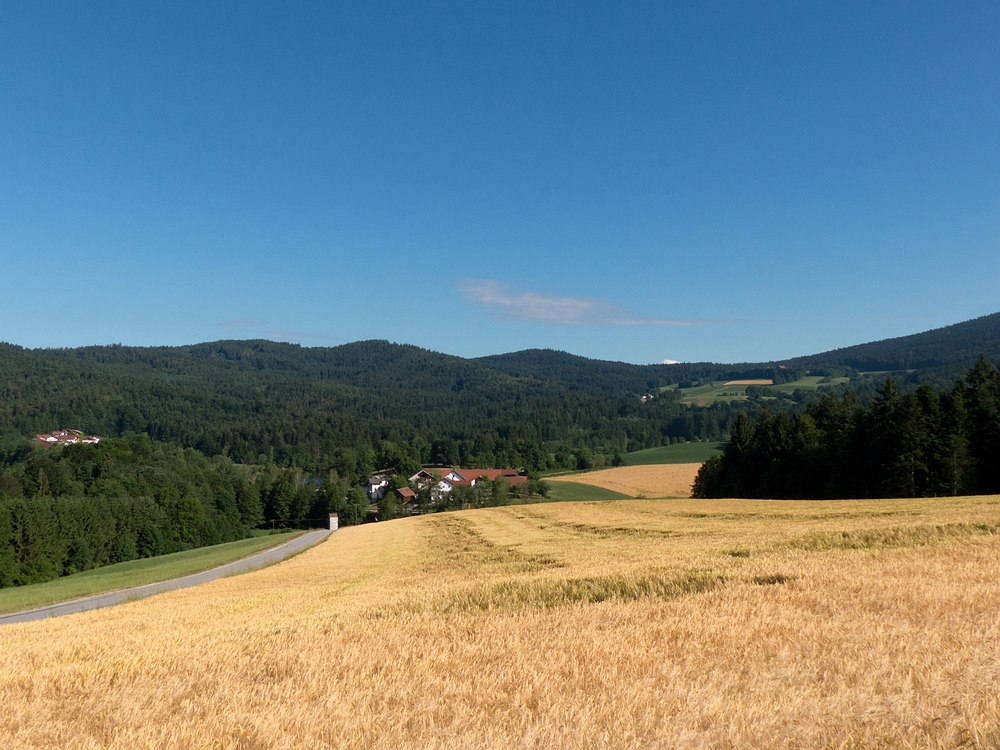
[{"xmin": 2, "ymin": 1, "xmax": 998, "ymax": 364}]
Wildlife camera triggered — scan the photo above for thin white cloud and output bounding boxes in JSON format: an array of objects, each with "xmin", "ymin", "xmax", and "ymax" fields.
[{"xmin": 460, "ymin": 279, "xmax": 712, "ymax": 327}]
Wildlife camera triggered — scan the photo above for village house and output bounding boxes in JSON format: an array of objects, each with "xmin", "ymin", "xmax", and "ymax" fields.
[
  {"xmin": 392, "ymin": 486, "xmax": 417, "ymax": 504},
  {"xmin": 364, "ymin": 474, "xmax": 391, "ymax": 501},
  {"xmin": 33, "ymin": 429, "xmax": 101, "ymax": 446},
  {"xmin": 407, "ymin": 469, "xmax": 437, "ymax": 487},
  {"xmin": 433, "ymin": 468, "xmax": 526, "ymax": 498}
]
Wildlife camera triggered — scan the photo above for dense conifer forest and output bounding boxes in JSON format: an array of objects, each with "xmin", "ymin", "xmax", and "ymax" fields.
[
  {"xmin": 693, "ymin": 357, "xmax": 1000, "ymax": 499},
  {"xmin": 3, "ymin": 312, "xmax": 997, "ymax": 472},
  {"xmin": 0, "ymin": 339, "xmax": 752, "ymax": 470}
]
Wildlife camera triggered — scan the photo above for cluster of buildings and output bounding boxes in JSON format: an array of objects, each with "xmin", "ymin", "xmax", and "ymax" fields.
[
  {"xmin": 32, "ymin": 429, "xmax": 102, "ymax": 446},
  {"xmin": 364, "ymin": 467, "xmax": 528, "ymax": 505}
]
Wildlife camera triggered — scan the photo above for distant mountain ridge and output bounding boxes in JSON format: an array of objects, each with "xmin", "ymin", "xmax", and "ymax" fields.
[
  {"xmin": 779, "ymin": 312, "xmax": 1000, "ymax": 373},
  {"xmin": 1, "ymin": 311, "xmax": 997, "ymax": 468},
  {"xmin": 480, "ymin": 311, "xmax": 1000, "ymax": 385}
]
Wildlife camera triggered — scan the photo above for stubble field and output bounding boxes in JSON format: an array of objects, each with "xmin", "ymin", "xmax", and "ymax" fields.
[
  {"xmin": 547, "ymin": 462, "xmax": 703, "ymax": 498},
  {"xmin": 3, "ymin": 495, "xmax": 1000, "ymax": 748}
]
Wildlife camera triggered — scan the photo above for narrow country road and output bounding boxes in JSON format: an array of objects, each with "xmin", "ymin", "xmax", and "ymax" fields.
[{"xmin": 0, "ymin": 528, "xmax": 332, "ymax": 626}]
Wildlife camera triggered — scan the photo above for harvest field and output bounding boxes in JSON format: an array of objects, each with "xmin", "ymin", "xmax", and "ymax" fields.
[
  {"xmin": 548, "ymin": 462, "xmax": 703, "ymax": 498},
  {"xmin": 5, "ymin": 496, "xmax": 999, "ymax": 748}
]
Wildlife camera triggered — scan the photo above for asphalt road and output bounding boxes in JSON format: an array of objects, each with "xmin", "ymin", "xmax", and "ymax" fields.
[{"xmin": 0, "ymin": 528, "xmax": 332, "ymax": 626}]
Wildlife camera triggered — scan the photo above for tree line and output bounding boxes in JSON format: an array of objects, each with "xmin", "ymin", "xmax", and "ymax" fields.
[
  {"xmin": 693, "ymin": 357, "xmax": 1000, "ymax": 499},
  {"xmin": 0, "ymin": 431, "xmax": 551, "ymax": 588},
  {"xmin": 0, "ymin": 435, "xmax": 373, "ymax": 588}
]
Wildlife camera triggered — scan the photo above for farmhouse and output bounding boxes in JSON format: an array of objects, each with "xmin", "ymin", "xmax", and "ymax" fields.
[
  {"xmin": 434, "ymin": 468, "xmax": 527, "ymax": 496},
  {"xmin": 32, "ymin": 429, "xmax": 101, "ymax": 446},
  {"xmin": 364, "ymin": 475, "xmax": 391, "ymax": 501},
  {"xmin": 408, "ymin": 469, "xmax": 437, "ymax": 487}
]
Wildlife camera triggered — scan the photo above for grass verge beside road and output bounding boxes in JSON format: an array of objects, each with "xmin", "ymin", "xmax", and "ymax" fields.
[{"xmin": 0, "ymin": 531, "xmax": 303, "ymax": 615}]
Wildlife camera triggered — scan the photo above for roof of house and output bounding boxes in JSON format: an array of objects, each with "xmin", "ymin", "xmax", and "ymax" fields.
[
  {"xmin": 394, "ymin": 487, "xmax": 417, "ymax": 500},
  {"xmin": 439, "ymin": 477, "xmax": 474, "ymax": 487},
  {"xmin": 445, "ymin": 468, "xmax": 520, "ymax": 482}
]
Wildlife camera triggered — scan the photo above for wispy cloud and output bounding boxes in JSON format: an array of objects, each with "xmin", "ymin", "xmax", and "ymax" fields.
[
  {"xmin": 460, "ymin": 279, "xmax": 713, "ymax": 326},
  {"xmin": 220, "ymin": 318, "xmax": 265, "ymax": 328}
]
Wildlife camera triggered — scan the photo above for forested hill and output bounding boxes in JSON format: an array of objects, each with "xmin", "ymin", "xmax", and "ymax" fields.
[
  {"xmin": 1, "ymin": 311, "xmax": 998, "ymax": 471},
  {"xmin": 0, "ymin": 339, "xmax": 736, "ymax": 470},
  {"xmin": 778, "ymin": 312, "xmax": 1000, "ymax": 376},
  {"xmin": 481, "ymin": 312, "xmax": 1000, "ymax": 386},
  {"xmin": 472, "ymin": 349, "xmax": 720, "ymax": 394}
]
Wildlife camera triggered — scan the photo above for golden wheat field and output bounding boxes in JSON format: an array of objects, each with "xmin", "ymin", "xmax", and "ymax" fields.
[
  {"xmin": 3, "ymin": 496, "xmax": 1000, "ymax": 749},
  {"xmin": 548, "ymin": 462, "xmax": 702, "ymax": 497}
]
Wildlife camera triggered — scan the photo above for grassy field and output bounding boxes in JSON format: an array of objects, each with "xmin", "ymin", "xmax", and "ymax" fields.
[
  {"xmin": 768, "ymin": 374, "xmax": 850, "ymax": 394},
  {"xmin": 3, "ymin": 496, "xmax": 1000, "ymax": 748},
  {"xmin": 0, "ymin": 530, "xmax": 302, "ymax": 615},
  {"xmin": 666, "ymin": 375, "xmax": 852, "ymax": 405},
  {"xmin": 548, "ymin": 463, "xmax": 703, "ymax": 498},
  {"xmin": 621, "ymin": 442, "xmax": 723, "ymax": 465},
  {"xmin": 543, "ymin": 480, "xmax": 632, "ymax": 502}
]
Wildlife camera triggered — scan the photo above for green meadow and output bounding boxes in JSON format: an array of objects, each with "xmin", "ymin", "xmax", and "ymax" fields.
[
  {"xmin": 620, "ymin": 442, "xmax": 723, "ymax": 465},
  {"xmin": 665, "ymin": 375, "xmax": 851, "ymax": 405},
  {"xmin": 543, "ymin": 481, "xmax": 632, "ymax": 502}
]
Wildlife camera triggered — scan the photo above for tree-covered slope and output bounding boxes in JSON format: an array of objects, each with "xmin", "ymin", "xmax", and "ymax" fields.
[
  {"xmin": 473, "ymin": 349, "xmax": 721, "ymax": 394},
  {"xmin": 780, "ymin": 312, "xmax": 1000, "ymax": 374},
  {"xmin": 0, "ymin": 339, "xmax": 735, "ymax": 468},
  {"xmin": 482, "ymin": 312, "xmax": 1000, "ymax": 387},
  {"xmin": 2, "ymin": 311, "xmax": 998, "ymax": 470}
]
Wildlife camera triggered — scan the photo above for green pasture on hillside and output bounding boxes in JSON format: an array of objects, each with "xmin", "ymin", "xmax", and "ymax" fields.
[
  {"xmin": 621, "ymin": 442, "xmax": 723, "ymax": 465},
  {"xmin": 767, "ymin": 375, "xmax": 851, "ymax": 394},
  {"xmin": 0, "ymin": 530, "xmax": 303, "ymax": 616},
  {"xmin": 665, "ymin": 375, "xmax": 852, "ymax": 405},
  {"xmin": 544, "ymin": 481, "xmax": 632, "ymax": 502}
]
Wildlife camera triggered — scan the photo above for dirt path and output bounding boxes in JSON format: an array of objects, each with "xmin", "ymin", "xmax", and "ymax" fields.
[{"xmin": 0, "ymin": 528, "xmax": 331, "ymax": 625}]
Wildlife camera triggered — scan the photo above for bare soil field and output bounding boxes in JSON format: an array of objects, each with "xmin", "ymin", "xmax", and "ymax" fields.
[
  {"xmin": 3, "ymin": 496, "xmax": 1000, "ymax": 749},
  {"xmin": 548, "ymin": 462, "xmax": 702, "ymax": 498}
]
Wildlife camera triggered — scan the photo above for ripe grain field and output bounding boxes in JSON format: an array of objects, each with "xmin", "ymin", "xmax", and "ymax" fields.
[
  {"xmin": 3, "ymin": 496, "xmax": 1000, "ymax": 748},
  {"xmin": 548, "ymin": 462, "xmax": 703, "ymax": 498}
]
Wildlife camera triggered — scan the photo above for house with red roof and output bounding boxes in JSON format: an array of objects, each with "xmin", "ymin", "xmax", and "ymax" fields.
[
  {"xmin": 32, "ymin": 429, "xmax": 99, "ymax": 446},
  {"xmin": 434, "ymin": 468, "xmax": 526, "ymax": 497}
]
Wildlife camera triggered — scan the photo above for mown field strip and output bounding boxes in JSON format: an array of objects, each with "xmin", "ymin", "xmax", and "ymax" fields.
[
  {"xmin": 547, "ymin": 462, "xmax": 703, "ymax": 498},
  {"xmin": 2, "ymin": 496, "xmax": 999, "ymax": 748}
]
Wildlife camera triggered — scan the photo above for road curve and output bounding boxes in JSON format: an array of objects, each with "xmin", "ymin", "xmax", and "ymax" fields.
[{"xmin": 0, "ymin": 528, "xmax": 332, "ymax": 626}]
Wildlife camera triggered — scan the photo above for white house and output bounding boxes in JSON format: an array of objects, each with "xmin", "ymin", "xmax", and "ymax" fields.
[{"xmin": 364, "ymin": 475, "xmax": 391, "ymax": 501}]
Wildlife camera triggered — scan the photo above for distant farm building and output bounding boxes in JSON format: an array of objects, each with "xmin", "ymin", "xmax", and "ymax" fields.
[
  {"xmin": 33, "ymin": 429, "xmax": 101, "ymax": 446},
  {"xmin": 392, "ymin": 487, "xmax": 417, "ymax": 504}
]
